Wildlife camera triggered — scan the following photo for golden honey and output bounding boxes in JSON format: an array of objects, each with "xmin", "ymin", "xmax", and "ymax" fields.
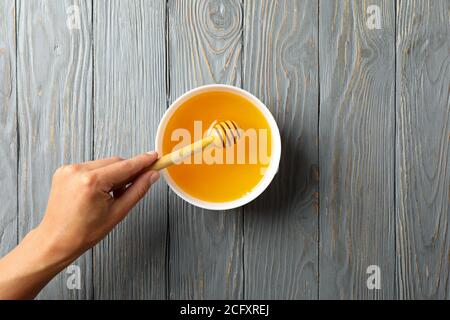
[{"xmin": 162, "ymin": 91, "xmax": 272, "ymax": 203}]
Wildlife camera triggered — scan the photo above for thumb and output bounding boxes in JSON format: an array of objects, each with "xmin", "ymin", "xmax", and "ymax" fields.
[{"xmin": 112, "ymin": 170, "xmax": 160, "ymax": 222}]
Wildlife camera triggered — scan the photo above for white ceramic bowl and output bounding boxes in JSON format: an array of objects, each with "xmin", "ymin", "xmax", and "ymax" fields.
[{"xmin": 155, "ymin": 84, "xmax": 281, "ymax": 210}]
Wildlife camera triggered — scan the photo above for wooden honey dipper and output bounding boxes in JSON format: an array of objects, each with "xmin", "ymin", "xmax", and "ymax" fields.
[{"xmin": 150, "ymin": 120, "xmax": 241, "ymax": 171}]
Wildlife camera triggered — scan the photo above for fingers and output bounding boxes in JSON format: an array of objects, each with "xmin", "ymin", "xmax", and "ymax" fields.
[
  {"xmin": 95, "ymin": 152, "xmax": 158, "ymax": 188},
  {"xmin": 83, "ymin": 156, "xmax": 124, "ymax": 170},
  {"xmin": 111, "ymin": 170, "xmax": 160, "ymax": 222}
]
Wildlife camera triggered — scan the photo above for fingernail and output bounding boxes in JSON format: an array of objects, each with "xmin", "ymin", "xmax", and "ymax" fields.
[
  {"xmin": 146, "ymin": 151, "xmax": 158, "ymax": 157},
  {"xmin": 148, "ymin": 171, "xmax": 160, "ymax": 184}
]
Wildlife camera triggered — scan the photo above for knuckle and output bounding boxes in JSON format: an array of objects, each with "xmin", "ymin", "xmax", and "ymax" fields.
[
  {"xmin": 136, "ymin": 186, "xmax": 148, "ymax": 199},
  {"xmin": 79, "ymin": 172, "xmax": 98, "ymax": 187},
  {"xmin": 120, "ymin": 160, "xmax": 134, "ymax": 171},
  {"xmin": 112, "ymin": 156, "xmax": 124, "ymax": 162},
  {"xmin": 65, "ymin": 164, "xmax": 82, "ymax": 174},
  {"xmin": 54, "ymin": 164, "xmax": 78, "ymax": 178}
]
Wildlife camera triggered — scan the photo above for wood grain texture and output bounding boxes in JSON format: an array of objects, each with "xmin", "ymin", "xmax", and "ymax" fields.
[
  {"xmin": 0, "ymin": 0, "xmax": 17, "ymax": 258},
  {"xmin": 319, "ymin": 0, "xmax": 395, "ymax": 299},
  {"xmin": 93, "ymin": 0, "xmax": 167, "ymax": 299},
  {"xmin": 168, "ymin": 0, "xmax": 243, "ymax": 299},
  {"xmin": 17, "ymin": 0, "xmax": 93, "ymax": 299},
  {"xmin": 242, "ymin": 0, "xmax": 319, "ymax": 299},
  {"xmin": 396, "ymin": 0, "xmax": 450, "ymax": 299},
  {"xmin": 3, "ymin": 0, "xmax": 448, "ymax": 300}
]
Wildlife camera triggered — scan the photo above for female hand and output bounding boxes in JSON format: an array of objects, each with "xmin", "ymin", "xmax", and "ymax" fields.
[{"xmin": 0, "ymin": 152, "xmax": 160, "ymax": 299}]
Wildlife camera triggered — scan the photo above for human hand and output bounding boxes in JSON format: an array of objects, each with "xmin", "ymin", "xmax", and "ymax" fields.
[
  {"xmin": 38, "ymin": 152, "xmax": 160, "ymax": 264},
  {"xmin": 0, "ymin": 152, "xmax": 159, "ymax": 299}
]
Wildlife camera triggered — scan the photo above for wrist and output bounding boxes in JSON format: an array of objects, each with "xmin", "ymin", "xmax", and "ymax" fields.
[
  {"xmin": 0, "ymin": 227, "xmax": 73, "ymax": 299},
  {"xmin": 26, "ymin": 225, "xmax": 76, "ymax": 273}
]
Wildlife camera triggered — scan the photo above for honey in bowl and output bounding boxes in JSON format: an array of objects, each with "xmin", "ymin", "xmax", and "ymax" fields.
[{"xmin": 162, "ymin": 90, "xmax": 272, "ymax": 203}]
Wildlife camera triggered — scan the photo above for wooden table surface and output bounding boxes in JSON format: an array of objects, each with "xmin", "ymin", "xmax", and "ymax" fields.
[{"xmin": 0, "ymin": 0, "xmax": 449, "ymax": 300}]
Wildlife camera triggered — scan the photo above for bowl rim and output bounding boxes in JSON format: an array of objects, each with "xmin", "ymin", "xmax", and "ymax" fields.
[{"xmin": 155, "ymin": 84, "xmax": 281, "ymax": 211}]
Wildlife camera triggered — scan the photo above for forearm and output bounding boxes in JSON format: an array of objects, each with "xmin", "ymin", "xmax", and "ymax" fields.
[
  {"xmin": 0, "ymin": 153, "xmax": 158, "ymax": 299},
  {"xmin": 0, "ymin": 227, "xmax": 73, "ymax": 299}
]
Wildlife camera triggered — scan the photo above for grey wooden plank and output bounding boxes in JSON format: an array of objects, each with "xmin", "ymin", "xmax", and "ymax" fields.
[
  {"xmin": 17, "ymin": 0, "xmax": 93, "ymax": 299},
  {"xmin": 168, "ymin": 0, "xmax": 243, "ymax": 299},
  {"xmin": 0, "ymin": 0, "xmax": 17, "ymax": 258},
  {"xmin": 396, "ymin": 0, "xmax": 450, "ymax": 299},
  {"xmin": 93, "ymin": 0, "xmax": 167, "ymax": 299},
  {"xmin": 242, "ymin": 0, "xmax": 319, "ymax": 299},
  {"xmin": 319, "ymin": 0, "xmax": 395, "ymax": 299}
]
